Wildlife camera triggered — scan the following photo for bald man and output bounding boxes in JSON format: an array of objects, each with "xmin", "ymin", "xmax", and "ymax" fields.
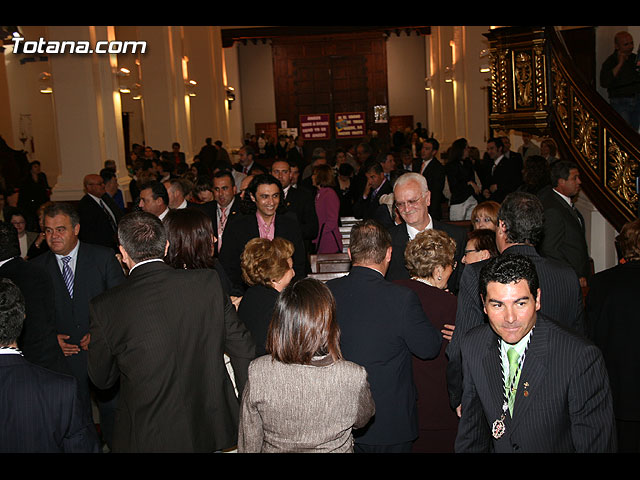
[
  {"xmin": 77, "ymin": 174, "xmax": 124, "ymax": 251},
  {"xmin": 600, "ymin": 31, "xmax": 640, "ymax": 130}
]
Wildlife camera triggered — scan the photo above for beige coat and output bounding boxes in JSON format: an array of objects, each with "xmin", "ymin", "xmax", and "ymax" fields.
[{"xmin": 238, "ymin": 354, "xmax": 375, "ymax": 453}]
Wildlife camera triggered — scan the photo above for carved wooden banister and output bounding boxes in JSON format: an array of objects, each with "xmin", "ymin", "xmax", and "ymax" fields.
[{"xmin": 484, "ymin": 26, "xmax": 639, "ymax": 231}]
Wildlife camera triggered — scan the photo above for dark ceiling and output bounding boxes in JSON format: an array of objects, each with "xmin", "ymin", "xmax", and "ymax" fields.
[{"xmin": 220, "ymin": 26, "xmax": 431, "ymax": 48}]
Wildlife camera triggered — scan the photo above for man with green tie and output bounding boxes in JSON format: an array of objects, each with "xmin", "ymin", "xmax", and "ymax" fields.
[{"xmin": 454, "ymin": 254, "xmax": 616, "ymax": 453}]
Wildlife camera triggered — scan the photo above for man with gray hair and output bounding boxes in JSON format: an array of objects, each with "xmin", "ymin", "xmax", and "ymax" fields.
[
  {"xmin": 385, "ymin": 172, "xmax": 467, "ymax": 293},
  {"xmin": 326, "ymin": 219, "xmax": 442, "ymax": 453},
  {"xmin": 88, "ymin": 211, "xmax": 255, "ymax": 452}
]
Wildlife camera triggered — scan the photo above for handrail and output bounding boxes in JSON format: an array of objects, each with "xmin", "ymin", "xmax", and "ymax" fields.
[{"xmin": 484, "ymin": 26, "xmax": 639, "ymax": 231}]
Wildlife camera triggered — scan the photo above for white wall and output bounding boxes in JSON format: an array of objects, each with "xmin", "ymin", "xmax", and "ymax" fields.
[
  {"xmin": 386, "ymin": 33, "xmax": 428, "ymax": 127},
  {"xmin": 237, "ymin": 42, "xmax": 276, "ymax": 138}
]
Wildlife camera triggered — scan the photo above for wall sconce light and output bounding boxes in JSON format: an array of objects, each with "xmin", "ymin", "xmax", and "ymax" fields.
[
  {"xmin": 443, "ymin": 66, "xmax": 454, "ymax": 83},
  {"xmin": 479, "ymin": 48, "xmax": 490, "ymax": 73},
  {"xmin": 226, "ymin": 86, "xmax": 236, "ymax": 109},
  {"xmin": 116, "ymin": 67, "xmax": 131, "ymax": 77},
  {"xmin": 185, "ymin": 79, "xmax": 197, "ymax": 97},
  {"xmin": 424, "ymin": 76, "xmax": 432, "ymax": 91},
  {"xmin": 38, "ymin": 71, "xmax": 53, "ymax": 94}
]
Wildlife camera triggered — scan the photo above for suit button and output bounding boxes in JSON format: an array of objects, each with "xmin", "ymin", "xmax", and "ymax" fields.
[{"xmin": 513, "ymin": 444, "xmax": 520, "ymax": 451}]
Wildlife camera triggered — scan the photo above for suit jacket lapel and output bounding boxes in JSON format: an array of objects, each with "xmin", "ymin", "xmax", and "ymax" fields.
[
  {"xmin": 481, "ymin": 332, "xmax": 508, "ymax": 427},
  {"xmin": 552, "ymin": 191, "xmax": 583, "ymax": 231}
]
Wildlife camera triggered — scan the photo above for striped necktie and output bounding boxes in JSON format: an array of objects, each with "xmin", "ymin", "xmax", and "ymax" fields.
[{"xmin": 62, "ymin": 256, "xmax": 74, "ymax": 298}]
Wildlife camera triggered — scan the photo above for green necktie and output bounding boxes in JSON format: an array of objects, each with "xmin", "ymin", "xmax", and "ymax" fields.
[{"xmin": 506, "ymin": 347, "xmax": 520, "ymax": 417}]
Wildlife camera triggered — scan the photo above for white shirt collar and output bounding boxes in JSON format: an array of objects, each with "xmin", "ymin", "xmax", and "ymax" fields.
[
  {"xmin": 406, "ymin": 216, "xmax": 433, "ymax": 240},
  {"xmin": 129, "ymin": 258, "xmax": 165, "ymax": 274},
  {"xmin": 88, "ymin": 192, "xmax": 103, "ymax": 204},
  {"xmin": 55, "ymin": 240, "xmax": 80, "ymax": 273},
  {"xmin": 177, "ymin": 199, "xmax": 188, "ymax": 209},
  {"xmin": 0, "ymin": 256, "xmax": 19, "ymax": 268},
  {"xmin": 158, "ymin": 208, "xmax": 170, "ymax": 221},
  {"xmin": 553, "ymin": 188, "xmax": 573, "ymax": 207}
]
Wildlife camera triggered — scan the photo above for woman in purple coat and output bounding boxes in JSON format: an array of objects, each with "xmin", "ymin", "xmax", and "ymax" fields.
[{"xmin": 311, "ymin": 164, "xmax": 343, "ymax": 254}]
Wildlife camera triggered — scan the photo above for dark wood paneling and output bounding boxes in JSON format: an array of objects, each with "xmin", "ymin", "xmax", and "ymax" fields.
[{"xmin": 272, "ymin": 32, "xmax": 389, "ymax": 154}]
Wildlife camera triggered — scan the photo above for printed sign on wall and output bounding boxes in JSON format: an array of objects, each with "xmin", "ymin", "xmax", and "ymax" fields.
[
  {"xmin": 335, "ymin": 112, "xmax": 365, "ymax": 138},
  {"xmin": 300, "ymin": 114, "xmax": 330, "ymax": 140}
]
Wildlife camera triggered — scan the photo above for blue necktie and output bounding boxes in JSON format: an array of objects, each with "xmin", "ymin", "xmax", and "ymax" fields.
[{"xmin": 62, "ymin": 256, "xmax": 74, "ymax": 298}]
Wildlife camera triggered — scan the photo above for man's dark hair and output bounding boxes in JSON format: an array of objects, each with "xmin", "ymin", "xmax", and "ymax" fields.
[
  {"xmin": 100, "ymin": 168, "xmax": 117, "ymax": 183},
  {"xmin": 158, "ymin": 159, "xmax": 174, "ymax": 174},
  {"xmin": 43, "ymin": 202, "xmax": 80, "ymax": 227},
  {"xmin": 550, "ymin": 160, "xmax": 578, "ymax": 188},
  {"xmin": 214, "ymin": 140, "xmax": 223, "ymax": 147},
  {"xmin": 487, "ymin": 136, "xmax": 504, "ymax": 151},
  {"xmin": 213, "ymin": 169, "xmax": 235, "ymax": 184},
  {"xmin": 0, "ymin": 221, "xmax": 20, "ymax": 261},
  {"xmin": 349, "ymin": 219, "xmax": 392, "ymax": 265},
  {"xmin": 357, "ymin": 142, "xmax": 372, "ymax": 156},
  {"xmin": 363, "ymin": 158, "xmax": 383, "ymax": 175},
  {"xmin": 139, "ymin": 180, "xmax": 169, "ymax": 207},
  {"xmin": 424, "ymin": 137, "xmax": 440, "ymax": 153},
  {"xmin": 479, "ymin": 254, "xmax": 540, "ymax": 301},
  {"xmin": 117, "ymin": 211, "xmax": 167, "ymax": 263},
  {"xmin": 0, "ymin": 278, "xmax": 25, "ymax": 346},
  {"xmin": 241, "ymin": 145, "xmax": 255, "ymax": 158},
  {"xmin": 247, "ymin": 174, "xmax": 283, "ymax": 198},
  {"xmin": 496, "ymin": 191, "xmax": 544, "ymax": 246}
]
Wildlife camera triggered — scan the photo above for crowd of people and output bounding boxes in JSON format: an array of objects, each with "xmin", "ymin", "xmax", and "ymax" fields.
[{"xmin": 0, "ymin": 126, "xmax": 638, "ymax": 454}]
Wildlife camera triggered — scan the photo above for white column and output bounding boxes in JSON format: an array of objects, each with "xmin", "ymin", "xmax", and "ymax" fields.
[
  {"xmin": 137, "ymin": 26, "xmax": 188, "ymax": 155},
  {"xmin": 182, "ymin": 26, "xmax": 229, "ymax": 159},
  {"xmin": 47, "ymin": 25, "xmax": 125, "ymax": 201}
]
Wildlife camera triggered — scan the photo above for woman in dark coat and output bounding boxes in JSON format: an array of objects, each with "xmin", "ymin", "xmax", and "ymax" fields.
[
  {"xmin": 393, "ymin": 229, "xmax": 459, "ymax": 453},
  {"xmin": 237, "ymin": 237, "xmax": 295, "ymax": 357}
]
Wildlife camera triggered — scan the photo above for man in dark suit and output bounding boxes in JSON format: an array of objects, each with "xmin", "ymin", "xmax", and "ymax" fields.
[
  {"xmin": 0, "ymin": 278, "xmax": 100, "ymax": 453},
  {"xmin": 385, "ymin": 172, "xmax": 468, "ymax": 293},
  {"xmin": 208, "ymin": 170, "xmax": 244, "ymax": 256},
  {"xmin": 538, "ymin": 160, "xmax": 591, "ymax": 287},
  {"xmin": 482, "ymin": 137, "xmax": 523, "ymax": 203},
  {"xmin": 399, "ymin": 147, "xmax": 422, "ymax": 173},
  {"xmin": 586, "ymin": 218, "xmax": 640, "ymax": 452},
  {"xmin": 418, "ymin": 138, "xmax": 446, "ymax": 220},
  {"xmin": 455, "ymin": 254, "xmax": 616, "ymax": 453},
  {"xmin": 326, "ymin": 219, "xmax": 442, "ymax": 453},
  {"xmin": 286, "ymin": 135, "xmax": 307, "ymax": 171},
  {"xmin": 272, "ymin": 159, "xmax": 318, "ymax": 251},
  {"xmin": 0, "ymin": 221, "xmax": 68, "ymax": 375},
  {"xmin": 446, "ymin": 191, "xmax": 585, "ymax": 415},
  {"xmin": 353, "ymin": 160, "xmax": 393, "ymax": 220},
  {"xmin": 218, "ymin": 174, "xmax": 307, "ymax": 296},
  {"xmin": 501, "ymin": 135, "xmax": 524, "ymax": 173},
  {"xmin": 88, "ymin": 211, "xmax": 255, "ymax": 452},
  {"xmin": 77, "ymin": 174, "xmax": 124, "ymax": 252},
  {"xmin": 138, "ymin": 180, "xmax": 170, "ymax": 221},
  {"xmin": 163, "ymin": 177, "xmax": 192, "ymax": 210},
  {"xmin": 31, "ymin": 202, "xmax": 125, "ymax": 447}
]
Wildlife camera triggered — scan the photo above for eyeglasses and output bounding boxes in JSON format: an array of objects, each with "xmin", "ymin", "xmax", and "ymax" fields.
[
  {"xmin": 464, "ymin": 249, "xmax": 479, "ymax": 255},
  {"xmin": 395, "ymin": 194, "xmax": 424, "ymax": 210}
]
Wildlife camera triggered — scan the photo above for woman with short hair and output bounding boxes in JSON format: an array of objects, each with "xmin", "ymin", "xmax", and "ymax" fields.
[
  {"xmin": 238, "ymin": 237, "xmax": 295, "ymax": 357},
  {"xmin": 393, "ymin": 229, "xmax": 459, "ymax": 452}
]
